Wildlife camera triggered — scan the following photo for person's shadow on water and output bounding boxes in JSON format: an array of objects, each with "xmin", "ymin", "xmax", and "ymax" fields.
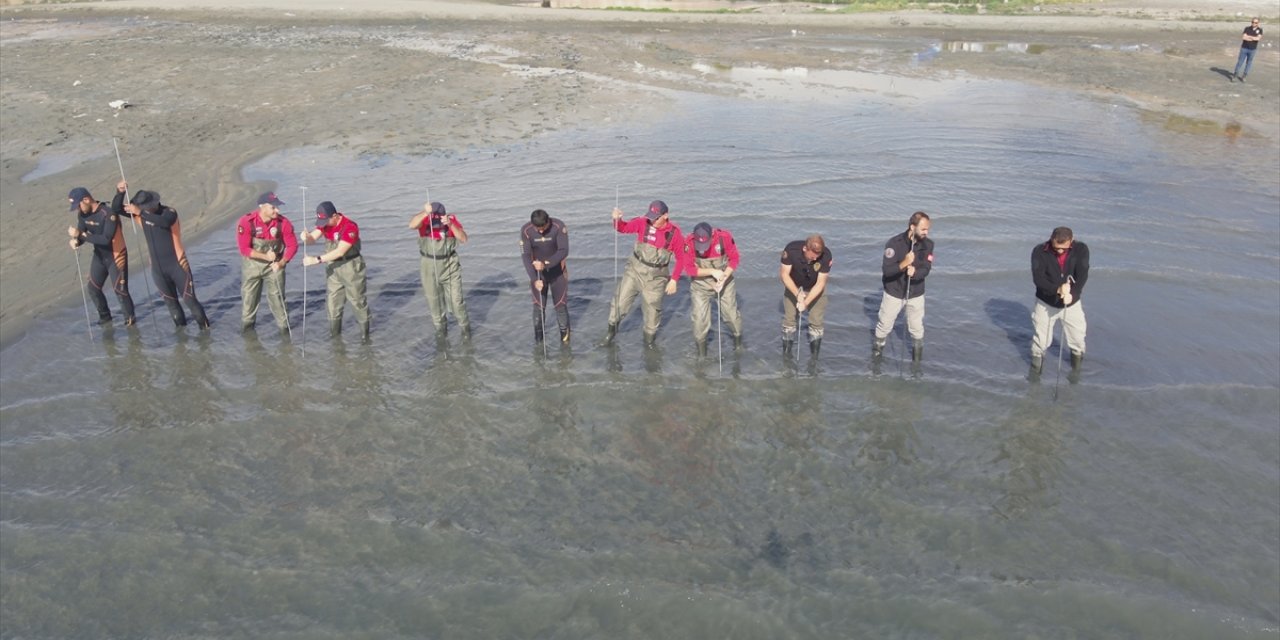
[
  {"xmin": 466, "ymin": 273, "xmax": 521, "ymax": 328},
  {"xmin": 985, "ymin": 298, "xmax": 1034, "ymax": 365}
]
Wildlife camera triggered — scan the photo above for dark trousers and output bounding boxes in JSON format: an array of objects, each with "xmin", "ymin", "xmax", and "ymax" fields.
[
  {"xmin": 87, "ymin": 250, "xmax": 135, "ymax": 321},
  {"xmin": 531, "ymin": 271, "xmax": 570, "ymax": 336},
  {"xmin": 153, "ymin": 258, "xmax": 208, "ymax": 327}
]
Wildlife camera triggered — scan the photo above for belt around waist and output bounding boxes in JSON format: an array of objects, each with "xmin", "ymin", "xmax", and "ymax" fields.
[
  {"xmin": 632, "ymin": 252, "xmax": 670, "ymax": 269},
  {"xmin": 330, "ymin": 253, "xmax": 362, "ymax": 263},
  {"xmin": 421, "ymin": 250, "xmax": 458, "ymax": 260}
]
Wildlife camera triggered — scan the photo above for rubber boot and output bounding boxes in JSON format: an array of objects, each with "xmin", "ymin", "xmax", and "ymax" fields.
[
  {"xmin": 534, "ymin": 324, "xmax": 545, "ymax": 344},
  {"xmin": 643, "ymin": 332, "xmax": 658, "ymax": 350},
  {"xmin": 1029, "ymin": 354, "xmax": 1043, "ymax": 382},
  {"xmin": 329, "ymin": 318, "xmax": 342, "ymax": 337},
  {"xmin": 733, "ymin": 333, "xmax": 744, "ymax": 351},
  {"xmin": 809, "ymin": 337, "xmax": 822, "ymax": 357},
  {"xmin": 461, "ymin": 324, "xmax": 472, "ymax": 341},
  {"xmin": 1069, "ymin": 351, "xmax": 1084, "ymax": 384},
  {"xmin": 359, "ymin": 319, "xmax": 371, "ymax": 340},
  {"xmin": 241, "ymin": 321, "xmax": 256, "ymax": 334},
  {"xmin": 782, "ymin": 335, "xmax": 795, "ymax": 357},
  {"xmin": 696, "ymin": 339, "xmax": 708, "ymax": 358},
  {"xmin": 600, "ymin": 323, "xmax": 617, "ymax": 347},
  {"xmin": 912, "ymin": 339, "xmax": 923, "ymax": 363},
  {"xmin": 872, "ymin": 338, "xmax": 885, "ymax": 358}
]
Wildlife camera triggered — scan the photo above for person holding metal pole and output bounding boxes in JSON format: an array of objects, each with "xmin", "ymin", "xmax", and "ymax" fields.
[
  {"xmin": 113, "ymin": 138, "xmax": 158, "ymax": 331},
  {"xmin": 236, "ymin": 191, "xmax": 297, "ymax": 334},
  {"xmin": 67, "ymin": 185, "xmax": 137, "ymax": 327},
  {"xmin": 520, "ymin": 208, "xmax": 570, "ymax": 346},
  {"xmin": 409, "ymin": 201, "xmax": 471, "ymax": 341},
  {"xmin": 302, "ymin": 201, "xmax": 371, "ymax": 339},
  {"xmin": 1030, "ymin": 227, "xmax": 1089, "ymax": 382},
  {"xmin": 116, "ymin": 183, "xmax": 210, "ymax": 329},
  {"xmin": 600, "ymin": 200, "xmax": 685, "ymax": 350},
  {"xmin": 683, "ymin": 221, "xmax": 743, "ymax": 358},
  {"xmin": 779, "ymin": 235, "xmax": 831, "ymax": 358},
  {"xmin": 873, "ymin": 211, "xmax": 934, "ymax": 364}
]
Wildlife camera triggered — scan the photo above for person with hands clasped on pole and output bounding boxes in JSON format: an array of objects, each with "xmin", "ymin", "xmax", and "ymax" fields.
[
  {"xmin": 779, "ymin": 235, "xmax": 832, "ymax": 358},
  {"xmin": 520, "ymin": 208, "xmax": 570, "ymax": 346},
  {"xmin": 873, "ymin": 211, "xmax": 934, "ymax": 363},
  {"xmin": 237, "ymin": 191, "xmax": 298, "ymax": 334},
  {"xmin": 68, "ymin": 184, "xmax": 136, "ymax": 326},
  {"xmin": 1030, "ymin": 226, "xmax": 1089, "ymax": 381},
  {"xmin": 116, "ymin": 182, "xmax": 210, "ymax": 329},
  {"xmin": 685, "ymin": 222, "xmax": 743, "ymax": 358},
  {"xmin": 301, "ymin": 201, "xmax": 370, "ymax": 339},
  {"xmin": 409, "ymin": 201, "xmax": 471, "ymax": 341},
  {"xmin": 600, "ymin": 200, "xmax": 685, "ymax": 350}
]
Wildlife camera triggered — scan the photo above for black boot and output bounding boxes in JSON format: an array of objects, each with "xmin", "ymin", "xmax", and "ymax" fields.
[
  {"xmin": 696, "ymin": 339, "xmax": 708, "ymax": 358},
  {"xmin": 329, "ymin": 319, "xmax": 342, "ymax": 337},
  {"xmin": 782, "ymin": 334, "xmax": 796, "ymax": 357},
  {"xmin": 872, "ymin": 338, "xmax": 885, "ymax": 359},
  {"xmin": 534, "ymin": 324, "xmax": 545, "ymax": 344},
  {"xmin": 461, "ymin": 324, "xmax": 472, "ymax": 341},
  {"xmin": 911, "ymin": 339, "xmax": 923, "ymax": 363},
  {"xmin": 1069, "ymin": 351, "xmax": 1084, "ymax": 384},
  {"xmin": 600, "ymin": 323, "xmax": 617, "ymax": 347},
  {"xmin": 809, "ymin": 337, "xmax": 822, "ymax": 357},
  {"xmin": 733, "ymin": 334, "xmax": 744, "ymax": 351},
  {"xmin": 359, "ymin": 319, "xmax": 371, "ymax": 340},
  {"xmin": 1029, "ymin": 354, "xmax": 1043, "ymax": 382},
  {"xmin": 643, "ymin": 333, "xmax": 658, "ymax": 350}
]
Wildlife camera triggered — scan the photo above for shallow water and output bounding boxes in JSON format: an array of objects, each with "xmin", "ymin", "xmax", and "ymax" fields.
[{"xmin": 3, "ymin": 80, "xmax": 1278, "ymax": 638}]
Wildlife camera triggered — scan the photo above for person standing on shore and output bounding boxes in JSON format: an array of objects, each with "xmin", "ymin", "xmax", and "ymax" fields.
[
  {"xmin": 779, "ymin": 234, "xmax": 831, "ymax": 357},
  {"xmin": 236, "ymin": 192, "xmax": 297, "ymax": 333},
  {"xmin": 872, "ymin": 211, "xmax": 934, "ymax": 363},
  {"xmin": 116, "ymin": 182, "xmax": 210, "ymax": 329},
  {"xmin": 1232, "ymin": 18, "xmax": 1263, "ymax": 82},
  {"xmin": 67, "ymin": 185, "xmax": 136, "ymax": 326},
  {"xmin": 601, "ymin": 200, "xmax": 684, "ymax": 350},
  {"xmin": 520, "ymin": 208, "xmax": 570, "ymax": 345},
  {"xmin": 409, "ymin": 201, "xmax": 471, "ymax": 340},
  {"xmin": 1030, "ymin": 226, "xmax": 1089, "ymax": 380},
  {"xmin": 302, "ymin": 201, "xmax": 370, "ymax": 339},
  {"xmin": 684, "ymin": 221, "xmax": 743, "ymax": 357}
]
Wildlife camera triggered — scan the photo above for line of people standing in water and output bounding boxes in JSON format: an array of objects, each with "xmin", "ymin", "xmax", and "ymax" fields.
[{"xmin": 68, "ymin": 186, "xmax": 1089, "ymax": 379}]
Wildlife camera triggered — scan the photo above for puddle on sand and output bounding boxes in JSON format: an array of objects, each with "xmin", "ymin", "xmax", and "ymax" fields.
[{"xmin": 690, "ymin": 62, "xmax": 965, "ymax": 101}]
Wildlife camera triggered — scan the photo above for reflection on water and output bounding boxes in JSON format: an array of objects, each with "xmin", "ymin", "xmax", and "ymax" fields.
[{"xmin": 2, "ymin": 80, "xmax": 1278, "ymax": 637}]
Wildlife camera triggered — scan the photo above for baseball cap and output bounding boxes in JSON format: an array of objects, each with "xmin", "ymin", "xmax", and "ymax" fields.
[
  {"xmin": 315, "ymin": 201, "xmax": 338, "ymax": 220},
  {"xmin": 646, "ymin": 200, "xmax": 668, "ymax": 221},
  {"xmin": 692, "ymin": 222, "xmax": 713, "ymax": 253},
  {"xmin": 68, "ymin": 187, "xmax": 92, "ymax": 211},
  {"xmin": 258, "ymin": 192, "xmax": 285, "ymax": 206},
  {"xmin": 430, "ymin": 202, "xmax": 446, "ymax": 215}
]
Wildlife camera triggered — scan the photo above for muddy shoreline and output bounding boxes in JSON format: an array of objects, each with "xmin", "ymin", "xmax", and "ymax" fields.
[{"xmin": 1, "ymin": 0, "xmax": 1275, "ymax": 347}]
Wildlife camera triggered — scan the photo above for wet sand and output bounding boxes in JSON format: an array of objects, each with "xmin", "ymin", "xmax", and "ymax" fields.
[{"xmin": 1, "ymin": 0, "xmax": 1275, "ymax": 346}]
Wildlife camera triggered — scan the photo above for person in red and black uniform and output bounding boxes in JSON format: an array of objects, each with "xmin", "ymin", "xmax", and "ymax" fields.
[
  {"xmin": 601, "ymin": 200, "xmax": 685, "ymax": 349},
  {"xmin": 683, "ymin": 221, "xmax": 743, "ymax": 357},
  {"xmin": 303, "ymin": 201, "xmax": 371, "ymax": 339},
  {"xmin": 1030, "ymin": 226, "xmax": 1089, "ymax": 380},
  {"xmin": 67, "ymin": 185, "xmax": 136, "ymax": 326},
  {"xmin": 236, "ymin": 192, "xmax": 298, "ymax": 333},
  {"xmin": 520, "ymin": 208, "xmax": 570, "ymax": 345},
  {"xmin": 116, "ymin": 182, "xmax": 210, "ymax": 329},
  {"xmin": 779, "ymin": 235, "xmax": 832, "ymax": 357}
]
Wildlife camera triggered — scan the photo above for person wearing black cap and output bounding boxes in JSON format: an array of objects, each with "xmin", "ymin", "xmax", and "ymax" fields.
[
  {"xmin": 67, "ymin": 184, "xmax": 136, "ymax": 326},
  {"xmin": 519, "ymin": 208, "xmax": 570, "ymax": 345},
  {"xmin": 236, "ymin": 192, "xmax": 298, "ymax": 333},
  {"xmin": 302, "ymin": 201, "xmax": 370, "ymax": 339},
  {"xmin": 873, "ymin": 211, "xmax": 933, "ymax": 363},
  {"xmin": 601, "ymin": 200, "xmax": 685, "ymax": 349},
  {"xmin": 779, "ymin": 235, "xmax": 831, "ymax": 357},
  {"xmin": 683, "ymin": 221, "xmax": 743, "ymax": 357},
  {"xmin": 116, "ymin": 182, "xmax": 210, "ymax": 329},
  {"xmin": 408, "ymin": 201, "xmax": 471, "ymax": 340}
]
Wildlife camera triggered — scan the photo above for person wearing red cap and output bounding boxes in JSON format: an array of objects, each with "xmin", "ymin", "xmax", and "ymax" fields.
[
  {"xmin": 520, "ymin": 208, "xmax": 570, "ymax": 345},
  {"xmin": 302, "ymin": 201, "xmax": 370, "ymax": 339},
  {"xmin": 779, "ymin": 235, "xmax": 831, "ymax": 357},
  {"xmin": 684, "ymin": 221, "xmax": 742, "ymax": 357},
  {"xmin": 116, "ymin": 182, "xmax": 210, "ymax": 329},
  {"xmin": 409, "ymin": 200, "xmax": 471, "ymax": 340},
  {"xmin": 67, "ymin": 184, "xmax": 136, "ymax": 326},
  {"xmin": 601, "ymin": 199, "xmax": 685, "ymax": 349},
  {"xmin": 236, "ymin": 192, "xmax": 298, "ymax": 333}
]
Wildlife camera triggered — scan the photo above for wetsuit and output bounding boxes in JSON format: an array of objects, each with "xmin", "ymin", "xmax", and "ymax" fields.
[
  {"xmin": 117, "ymin": 198, "xmax": 209, "ymax": 328},
  {"xmin": 236, "ymin": 210, "xmax": 298, "ymax": 331},
  {"xmin": 520, "ymin": 217, "xmax": 570, "ymax": 342},
  {"xmin": 74, "ymin": 190, "xmax": 136, "ymax": 324}
]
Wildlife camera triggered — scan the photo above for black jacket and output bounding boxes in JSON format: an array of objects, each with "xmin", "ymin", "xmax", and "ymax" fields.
[
  {"xmin": 1032, "ymin": 240, "xmax": 1089, "ymax": 308},
  {"xmin": 881, "ymin": 231, "xmax": 933, "ymax": 299}
]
